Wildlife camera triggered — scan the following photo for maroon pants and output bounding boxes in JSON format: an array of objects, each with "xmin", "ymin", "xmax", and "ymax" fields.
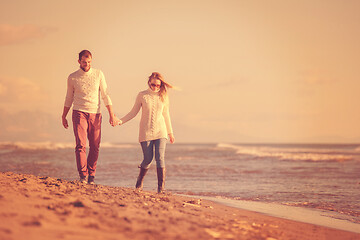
[{"xmin": 72, "ymin": 110, "xmax": 102, "ymax": 177}]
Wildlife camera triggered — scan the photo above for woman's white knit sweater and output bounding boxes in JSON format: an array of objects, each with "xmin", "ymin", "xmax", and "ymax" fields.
[
  {"xmin": 121, "ymin": 88, "xmax": 173, "ymax": 142},
  {"xmin": 64, "ymin": 68, "xmax": 112, "ymax": 114}
]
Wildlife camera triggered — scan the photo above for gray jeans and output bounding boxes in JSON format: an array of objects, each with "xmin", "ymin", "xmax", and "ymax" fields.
[{"xmin": 140, "ymin": 138, "xmax": 167, "ymax": 169}]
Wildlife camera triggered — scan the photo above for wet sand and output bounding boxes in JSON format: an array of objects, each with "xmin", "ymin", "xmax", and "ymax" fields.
[{"xmin": 0, "ymin": 172, "xmax": 359, "ymax": 240}]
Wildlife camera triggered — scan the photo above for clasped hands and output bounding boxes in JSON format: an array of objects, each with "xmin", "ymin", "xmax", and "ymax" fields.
[{"xmin": 109, "ymin": 115, "xmax": 122, "ymax": 127}]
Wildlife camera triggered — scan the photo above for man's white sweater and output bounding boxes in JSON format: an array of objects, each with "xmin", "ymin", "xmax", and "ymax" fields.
[{"xmin": 64, "ymin": 68, "xmax": 112, "ymax": 114}]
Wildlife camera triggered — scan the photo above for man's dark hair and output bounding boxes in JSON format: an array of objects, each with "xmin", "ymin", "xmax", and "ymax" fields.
[{"xmin": 79, "ymin": 50, "xmax": 92, "ymax": 60}]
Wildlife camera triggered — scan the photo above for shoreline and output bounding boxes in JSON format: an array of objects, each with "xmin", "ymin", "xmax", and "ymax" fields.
[
  {"xmin": 182, "ymin": 195, "xmax": 360, "ymax": 234},
  {"xmin": 0, "ymin": 171, "xmax": 359, "ymax": 240}
]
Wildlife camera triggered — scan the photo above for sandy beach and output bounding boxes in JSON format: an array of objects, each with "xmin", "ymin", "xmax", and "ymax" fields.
[{"xmin": 0, "ymin": 172, "xmax": 358, "ymax": 240}]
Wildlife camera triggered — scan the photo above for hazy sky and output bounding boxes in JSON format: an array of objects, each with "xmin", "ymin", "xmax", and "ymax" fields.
[{"xmin": 0, "ymin": 0, "xmax": 359, "ymax": 143}]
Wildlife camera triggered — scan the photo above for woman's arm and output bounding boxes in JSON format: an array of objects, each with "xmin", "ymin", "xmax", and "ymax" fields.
[
  {"xmin": 162, "ymin": 98, "xmax": 175, "ymax": 143},
  {"xmin": 120, "ymin": 93, "xmax": 142, "ymax": 125}
]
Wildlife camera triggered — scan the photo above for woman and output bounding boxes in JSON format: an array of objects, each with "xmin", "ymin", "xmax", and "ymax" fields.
[{"xmin": 119, "ymin": 72, "xmax": 175, "ymax": 193}]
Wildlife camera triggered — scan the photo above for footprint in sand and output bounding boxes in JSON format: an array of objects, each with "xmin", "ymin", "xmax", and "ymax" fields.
[
  {"xmin": 22, "ymin": 220, "xmax": 42, "ymax": 227},
  {"xmin": 70, "ymin": 201, "xmax": 85, "ymax": 208}
]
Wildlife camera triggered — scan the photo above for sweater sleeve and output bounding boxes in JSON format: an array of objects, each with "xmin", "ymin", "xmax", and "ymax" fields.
[
  {"xmin": 120, "ymin": 93, "xmax": 142, "ymax": 124},
  {"xmin": 162, "ymin": 98, "xmax": 173, "ymax": 134},
  {"xmin": 99, "ymin": 70, "xmax": 112, "ymax": 106},
  {"xmin": 64, "ymin": 75, "xmax": 74, "ymax": 107}
]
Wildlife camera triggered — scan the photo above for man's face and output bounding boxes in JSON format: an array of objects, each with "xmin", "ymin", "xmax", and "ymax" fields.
[{"xmin": 78, "ymin": 56, "xmax": 92, "ymax": 72}]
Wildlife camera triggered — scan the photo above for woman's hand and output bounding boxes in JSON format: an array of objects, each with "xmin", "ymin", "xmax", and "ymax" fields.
[
  {"xmin": 110, "ymin": 115, "xmax": 120, "ymax": 127},
  {"xmin": 168, "ymin": 133, "xmax": 175, "ymax": 144}
]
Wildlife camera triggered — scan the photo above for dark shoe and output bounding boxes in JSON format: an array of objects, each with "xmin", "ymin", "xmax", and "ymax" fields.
[
  {"xmin": 157, "ymin": 168, "xmax": 165, "ymax": 193},
  {"xmin": 135, "ymin": 167, "xmax": 148, "ymax": 190},
  {"xmin": 80, "ymin": 176, "xmax": 87, "ymax": 184},
  {"xmin": 88, "ymin": 176, "xmax": 95, "ymax": 185}
]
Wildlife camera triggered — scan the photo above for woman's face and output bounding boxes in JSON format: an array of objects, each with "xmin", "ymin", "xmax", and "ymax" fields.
[{"xmin": 149, "ymin": 79, "xmax": 162, "ymax": 91}]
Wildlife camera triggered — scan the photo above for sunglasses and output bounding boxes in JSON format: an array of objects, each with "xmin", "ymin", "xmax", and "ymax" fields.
[{"xmin": 150, "ymin": 83, "xmax": 161, "ymax": 88}]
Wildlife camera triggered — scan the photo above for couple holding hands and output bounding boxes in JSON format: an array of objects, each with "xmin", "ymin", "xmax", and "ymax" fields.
[{"xmin": 61, "ymin": 50, "xmax": 175, "ymax": 193}]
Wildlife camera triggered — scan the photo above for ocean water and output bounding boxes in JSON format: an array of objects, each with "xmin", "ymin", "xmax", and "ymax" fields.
[{"xmin": 0, "ymin": 142, "xmax": 359, "ymax": 225}]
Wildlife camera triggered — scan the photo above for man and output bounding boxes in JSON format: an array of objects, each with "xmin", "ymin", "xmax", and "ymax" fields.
[{"xmin": 62, "ymin": 50, "xmax": 119, "ymax": 184}]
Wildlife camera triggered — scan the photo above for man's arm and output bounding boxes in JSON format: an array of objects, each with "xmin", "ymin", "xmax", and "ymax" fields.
[
  {"xmin": 106, "ymin": 105, "xmax": 120, "ymax": 127},
  {"xmin": 63, "ymin": 74, "xmax": 74, "ymax": 129},
  {"xmin": 62, "ymin": 106, "xmax": 71, "ymax": 129},
  {"xmin": 98, "ymin": 71, "xmax": 119, "ymax": 126}
]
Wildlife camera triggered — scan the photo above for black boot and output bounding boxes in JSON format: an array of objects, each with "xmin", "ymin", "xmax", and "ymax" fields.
[
  {"xmin": 135, "ymin": 167, "xmax": 148, "ymax": 190},
  {"xmin": 88, "ymin": 176, "xmax": 95, "ymax": 185},
  {"xmin": 157, "ymin": 168, "xmax": 166, "ymax": 193}
]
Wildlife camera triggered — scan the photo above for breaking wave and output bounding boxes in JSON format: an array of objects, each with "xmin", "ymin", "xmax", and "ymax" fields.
[
  {"xmin": 0, "ymin": 141, "xmax": 137, "ymax": 151},
  {"xmin": 216, "ymin": 143, "xmax": 360, "ymax": 162}
]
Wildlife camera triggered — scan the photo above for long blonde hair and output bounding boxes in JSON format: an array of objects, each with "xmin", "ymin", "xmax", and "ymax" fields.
[{"xmin": 148, "ymin": 72, "xmax": 172, "ymax": 102}]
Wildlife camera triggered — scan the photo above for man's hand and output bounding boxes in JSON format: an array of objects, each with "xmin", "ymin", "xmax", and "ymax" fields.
[
  {"xmin": 62, "ymin": 106, "xmax": 71, "ymax": 129},
  {"xmin": 62, "ymin": 117, "xmax": 69, "ymax": 129},
  {"xmin": 106, "ymin": 105, "xmax": 120, "ymax": 127},
  {"xmin": 109, "ymin": 115, "xmax": 120, "ymax": 127}
]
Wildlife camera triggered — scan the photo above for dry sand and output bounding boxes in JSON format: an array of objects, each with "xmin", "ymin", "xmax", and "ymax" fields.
[{"xmin": 0, "ymin": 172, "xmax": 358, "ymax": 240}]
